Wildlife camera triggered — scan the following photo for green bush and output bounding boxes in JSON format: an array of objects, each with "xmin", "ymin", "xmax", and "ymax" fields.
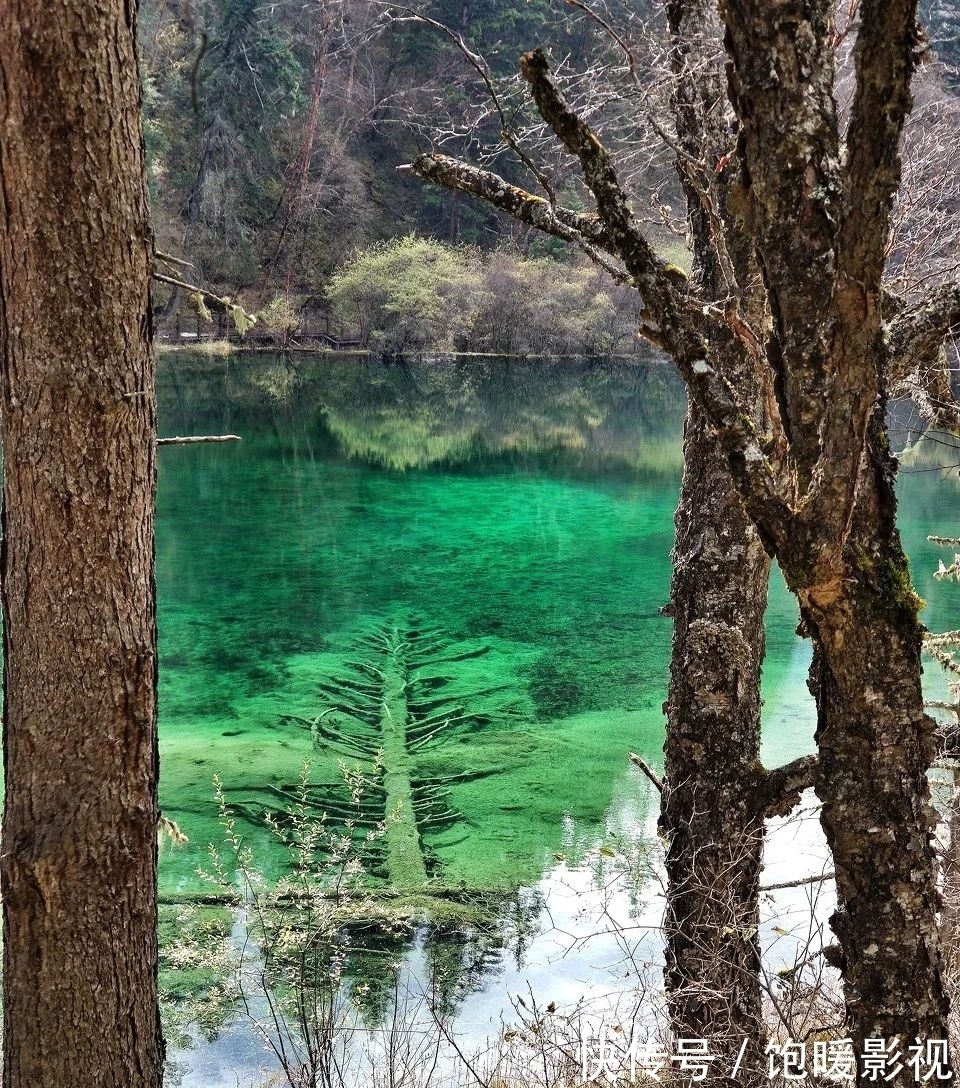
[
  {"xmin": 327, "ymin": 238, "xmax": 641, "ymax": 356},
  {"xmin": 326, "ymin": 235, "xmax": 482, "ymax": 353}
]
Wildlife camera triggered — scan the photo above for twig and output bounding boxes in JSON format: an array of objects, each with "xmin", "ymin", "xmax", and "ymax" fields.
[
  {"xmin": 629, "ymin": 752, "xmax": 663, "ymax": 792},
  {"xmin": 384, "ymin": 4, "xmax": 557, "ymax": 202},
  {"xmin": 760, "ymin": 871, "xmax": 835, "ymax": 892},
  {"xmin": 152, "ymin": 269, "xmax": 212, "ymax": 295},
  {"xmin": 155, "ymin": 249, "xmax": 196, "ymax": 269}
]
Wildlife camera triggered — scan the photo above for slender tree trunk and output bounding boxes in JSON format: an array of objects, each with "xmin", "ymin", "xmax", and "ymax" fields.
[
  {"xmin": 662, "ymin": 404, "xmax": 770, "ymax": 1086},
  {"xmin": 660, "ymin": 4, "xmax": 774, "ymax": 1078},
  {"xmin": 0, "ymin": 2, "xmax": 162, "ymax": 1086}
]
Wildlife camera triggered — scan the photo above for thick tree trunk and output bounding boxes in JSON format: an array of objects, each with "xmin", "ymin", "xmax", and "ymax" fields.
[
  {"xmin": 0, "ymin": 3, "xmax": 162, "ymax": 1087},
  {"xmin": 662, "ymin": 403, "xmax": 770, "ymax": 1087}
]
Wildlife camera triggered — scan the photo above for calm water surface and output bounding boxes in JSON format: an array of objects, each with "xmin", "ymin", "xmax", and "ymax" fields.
[
  {"xmin": 158, "ymin": 353, "xmax": 691, "ymax": 891},
  {"xmin": 156, "ymin": 353, "xmax": 960, "ymax": 1083}
]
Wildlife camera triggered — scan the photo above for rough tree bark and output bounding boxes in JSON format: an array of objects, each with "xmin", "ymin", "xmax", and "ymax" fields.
[
  {"xmin": 0, "ymin": 3, "xmax": 163, "ymax": 1087},
  {"xmin": 408, "ymin": 0, "xmax": 960, "ymax": 1079},
  {"xmin": 662, "ymin": 414, "xmax": 771, "ymax": 1085},
  {"xmin": 659, "ymin": 3, "xmax": 773, "ymax": 1078}
]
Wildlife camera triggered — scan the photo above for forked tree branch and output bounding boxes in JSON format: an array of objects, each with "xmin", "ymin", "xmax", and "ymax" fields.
[
  {"xmin": 718, "ymin": 0, "xmax": 840, "ymax": 481},
  {"xmin": 799, "ymin": 2, "xmax": 926, "ymax": 576},
  {"xmin": 838, "ymin": 0, "xmax": 919, "ymax": 295},
  {"xmin": 401, "ymin": 155, "xmax": 630, "ymax": 282},
  {"xmin": 520, "ymin": 48, "xmax": 799, "ymax": 549},
  {"xmin": 519, "ymin": 49, "xmax": 675, "ymax": 308},
  {"xmin": 385, "ymin": 4, "xmax": 558, "ymax": 200},
  {"xmin": 413, "ymin": 49, "xmax": 797, "ymax": 552}
]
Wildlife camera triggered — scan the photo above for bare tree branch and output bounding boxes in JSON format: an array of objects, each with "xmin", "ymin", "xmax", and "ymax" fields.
[
  {"xmin": 719, "ymin": 0, "xmax": 841, "ymax": 479},
  {"xmin": 760, "ymin": 871, "xmax": 835, "ymax": 893},
  {"xmin": 512, "ymin": 49, "xmax": 795, "ymax": 550},
  {"xmin": 158, "ymin": 435, "xmax": 242, "ymax": 445},
  {"xmin": 519, "ymin": 49, "xmax": 674, "ymax": 303},
  {"xmin": 885, "ymin": 280, "xmax": 960, "ymax": 432},
  {"xmin": 753, "ymin": 755, "xmax": 819, "ymax": 819},
  {"xmin": 401, "ymin": 154, "xmax": 631, "ymax": 283},
  {"xmin": 629, "ymin": 751, "xmax": 664, "ymax": 793},
  {"xmin": 839, "ymin": 0, "xmax": 920, "ymax": 296},
  {"xmin": 404, "ymin": 154, "xmax": 609, "ymax": 247},
  {"xmin": 385, "ymin": 4, "xmax": 558, "ymax": 200}
]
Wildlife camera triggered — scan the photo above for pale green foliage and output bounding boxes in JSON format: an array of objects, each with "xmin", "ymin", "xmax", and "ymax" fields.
[
  {"xmin": 327, "ymin": 239, "xmax": 641, "ymax": 356},
  {"xmin": 327, "ymin": 236, "xmax": 483, "ymax": 354},
  {"xmin": 159, "ymin": 905, "xmax": 235, "ymax": 1051},
  {"xmin": 191, "ymin": 290, "xmax": 213, "ymax": 323},
  {"xmin": 259, "ymin": 293, "xmax": 302, "ymax": 337},
  {"xmin": 189, "ymin": 286, "xmax": 258, "ymax": 337},
  {"xmin": 228, "ymin": 301, "xmax": 257, "ymax": 337}
]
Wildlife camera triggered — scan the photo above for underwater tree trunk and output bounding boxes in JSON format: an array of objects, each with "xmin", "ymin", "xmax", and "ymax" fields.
[
  {"xmin": 380, "ymin": 627, "xmax": 431, "ymax": 888},
  {"xmin": 0, "ymin": 2, "xmax": 162, "ymax": 1086},
  {"xmin": 662, "ymin": 405, "xmax": 770, "ymax": 1087}
]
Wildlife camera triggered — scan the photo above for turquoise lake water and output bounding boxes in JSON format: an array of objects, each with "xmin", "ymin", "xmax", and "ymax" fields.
[{"xmin": 154, "ymin": 353, "xmax": 960, "ymax": 896}]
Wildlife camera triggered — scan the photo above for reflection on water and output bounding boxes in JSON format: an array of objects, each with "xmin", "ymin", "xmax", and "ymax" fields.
[
  {"xmin": 156, "ymin": 355, "xmax": 960, "ymax": 1084},
  {"xmin": 156, "ymin": 353, "xmax": 687, "ymax": 895}
]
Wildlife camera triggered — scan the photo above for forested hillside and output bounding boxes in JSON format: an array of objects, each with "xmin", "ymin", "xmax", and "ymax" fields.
[
  {"xmin": 139, "ymin": 0, "xmax": 668, "ymax": 342},
  {"xmin": 140, "ymin": 0, "xmax": 960, "ymax": 344}
]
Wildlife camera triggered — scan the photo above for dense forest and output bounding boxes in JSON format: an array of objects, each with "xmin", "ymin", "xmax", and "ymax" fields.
[
  {"xmin": 138, "ymin": 0, "xmax": 683, "ymax": 350},
  {"xmin": 140, "ymin": 0, "xmax": 960, "ymax": 351},
  {"xmin": 140, "ymin": 1, "xmax": 626, "ymax": 266},
  {"xmin": 140, "ymin": 0, "xmax": 957, "ymax": 348}
]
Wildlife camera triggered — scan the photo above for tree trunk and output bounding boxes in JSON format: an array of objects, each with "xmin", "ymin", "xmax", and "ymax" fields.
[
  {"xmin": 660, "ymin": 4, "xmax": 773, "ymax": 1078},
  {"xmin": 0, "ymin": 3, "xmax": 162, "ymax": 1087},
  {"xmin": 802, "ymin": 410, "xmax": 950, "ymax": 1067},
  {"xmin": 662, "ymin": 402, "xmax": 770, "ymax": 1086}
]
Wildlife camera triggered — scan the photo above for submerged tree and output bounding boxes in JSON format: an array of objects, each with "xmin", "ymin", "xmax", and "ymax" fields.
[
  {"xmin": 0, "ymin": 2, "xmax": 162, "ymax": 1086},
  {"xmin": 411, "ymin": 0, "xmax": 960, "ymax": 1080}
]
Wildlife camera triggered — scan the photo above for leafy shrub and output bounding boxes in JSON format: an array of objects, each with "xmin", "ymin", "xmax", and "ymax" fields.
[
  {"xmin": 258, "ymin": 293, "xmax": 302, "ymax": 339},
  {"xmin": 326, "ymin": 236, "xmax": 482, "ymax": 353},
  {"xmin": 327, "ymin": 238, "xmax": 641, "ymax": 356},
  {"xmin": 468, "ymin": 249, "xmax": 641, "ymax": 356}
]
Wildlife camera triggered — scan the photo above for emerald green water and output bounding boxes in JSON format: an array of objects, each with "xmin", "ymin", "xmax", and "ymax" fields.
[
  {"xmin": 155, "ymin": 354, "xmax": 960, "ymax": 895},
  {"xmin": 156, "ymin": 354, "xmax": 685, "ymax": 891}
]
